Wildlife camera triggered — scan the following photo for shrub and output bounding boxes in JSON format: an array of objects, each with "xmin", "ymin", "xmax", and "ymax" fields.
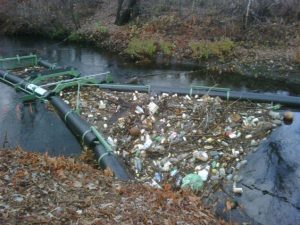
[
  {"xmin": 189, "ymin": 38, "xmax": 235, "ymax": 61},
  {"xmin": 67, "ymin": 32, "xmax": 84, "ymax": 42},
  {"xmin": 95, "ymin": 23, "xmax": 108, "ymax": 34},
  {"xmin": 125, "ymin": 38, "xmax": 157, "ymax": 59},
  {"xmin": 159, "ymin": 40, "xmax": 175, "ymax": 55}
]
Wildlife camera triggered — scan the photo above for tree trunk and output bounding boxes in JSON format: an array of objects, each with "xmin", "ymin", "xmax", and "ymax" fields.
[{"xmin": 115, "ymin": 0, "xmax": 139, "ymax": 26}]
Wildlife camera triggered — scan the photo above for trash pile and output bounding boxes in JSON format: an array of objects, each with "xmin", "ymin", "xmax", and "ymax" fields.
[
  {"xmin": 0, "ymin": 148, "xmax": 224, "ymax": 225},
  {"xmin": 12, "ymin": 66, "xmax": 45, "ymax": 77},
  {"xmin": 61, "ymin": 86, "xmax": 283, "ymax": 194}
]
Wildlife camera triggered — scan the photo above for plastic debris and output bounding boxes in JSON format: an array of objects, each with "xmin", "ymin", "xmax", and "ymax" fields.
[
  {"xmin": 170, "ymin": 169, "xmax": 178, "ymax": 177},
  {"xmin": 233, "ymin": 181, "xmax": 243, "ymax": 194},
  {"xmin": 148, "ymin": 102, "xmax": 159, "ymax": 114},
  {"xmin": 135, "ymin": 105, "xmax": 144, "ymax": 114},
  {"xmin": 99, "ymin": 100, "xmax": 107, "ymax": 109},
  {"xmin": 197, "ymin": 169, "xmax": 209, "ymax": 181},
  {"xmin": 134, "ymin": 157, "xmax": 142, "ymax": 173},
  {"xmin": 61, "ymin": 87, "xmax": 279, "ymax": 193},
  {"xmin": 168, "ymin": 132, "xmax": 177, "ymax": 142},
  {"xmin": 161, "ymin": 161, "xmax": 172, "ymax": 172},
  {"xmin": 154, "ymin": 172, "xmax": 162, "ymax": 182},
  {"xmin": 149, "ymin": 179, "xmax": 162, "ymax": 189},
  {"xmin": 193, "ymin": 151, "xmax": 209, "ymax": 162},
  {"xmin": 269, "ymin": 111, "xmax": 281, "ymax": 120},
  {"xmin": 181, "ymin": 174, "xmax": 204, "ymax": 191},
  {"xmin": 142, "ymin": 134, "xmax": 153, "ymax": 150}
]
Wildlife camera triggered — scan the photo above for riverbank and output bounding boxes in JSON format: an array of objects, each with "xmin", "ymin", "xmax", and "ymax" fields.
[
  {"xmin": 0, "ymin": 1, "xmax": 299, "ymax": 83},
  {"xmin": 0, "ymin": 148, "xmax": 225, "ymax": 225}
]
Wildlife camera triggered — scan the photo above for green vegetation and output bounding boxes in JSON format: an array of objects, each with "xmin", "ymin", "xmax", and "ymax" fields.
[
  {"xmin": 159, "ymin": 40, "xmax": 175, "ymax": 55},
  {"xmin": 67, "ymin": 32, "xmax": 85, "ymax": 42},
  {"xmin": 95, "ymin": 23, "xmax": 108, "ymax": 34},
  {"xmin": 49, "ymin": 29, "xmax": 69, "ymax": 39},
  {"xmin": 189, "ymin": 38, "xmax": 235, "ymax": 61},
  {"xmin": 125, "ymin": 38, "xmax": 157, "ymax": 59}
]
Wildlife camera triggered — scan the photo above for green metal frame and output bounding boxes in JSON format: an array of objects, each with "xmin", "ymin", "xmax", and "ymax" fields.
[
  {"xmin": 28, "ymin": 67, "xmax": 80, "ymax": 85},
  {"xmin": 0, "ymin": 54, "xmax": 38, "ymax": 70},
  {"xmin": 0, "ymin": 76, "xmax": 45, "ymax": 103},
  {"xmin": 51, "ymin": 78, "xmax": 100, "ymax": 94},
  {"xmin": 91, "ymin": 126, "xmax": 113, "ymax": 152},
  {"xmin": 190, "ymin": 85, "xmax": 231, "ymax": 100}
]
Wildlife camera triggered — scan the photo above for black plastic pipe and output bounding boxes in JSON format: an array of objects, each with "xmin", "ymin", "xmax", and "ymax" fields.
[
  {"xmin": 0, "ymin": 69, "xmax": 27, "ymax": 86},
  {"xmin": 0, "ymin": 70, "xmax": 132, "ymax": 181},
  {"xmin": 38, "ymin": 59, "xmax": 57, "ymax": 69},
  {"xmin": 49, "ymin": 96, "xmax": 97, "ymax": 146},
  {"xmin": 98, "ymin": 84, "xmax": 300, "ymax": 107},
  {"xmin": 94, "ymin": 145, "xmax": 132, "ymax": 179},
  {"xmin": 49, "ymin": 96, "xmax": 131, "ymax": 180}
]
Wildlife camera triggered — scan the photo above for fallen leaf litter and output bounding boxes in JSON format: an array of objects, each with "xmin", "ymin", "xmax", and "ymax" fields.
[{"xmin": 0, "ymin": 148, "xmax": 225, "ymax": 224}]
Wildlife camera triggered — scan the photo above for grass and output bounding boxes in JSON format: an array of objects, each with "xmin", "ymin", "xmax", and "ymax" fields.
[
  {"xmin": 125, "ymin": 38, "xmax": 157, "ymax": 59},
  {"xmin": 189, "ymin": 38, "xmax": 235, "ymax": 61},
  {"xmin": 95, "ymin": 23, "xmax": 108, "ymax": 34},
  {"xmin": 159, "ymin": 40, "xmax": 175, "ymax": 55},
  {"xmin": 67, "ymin": 32, "xmax": 85, "ymax": 42}
]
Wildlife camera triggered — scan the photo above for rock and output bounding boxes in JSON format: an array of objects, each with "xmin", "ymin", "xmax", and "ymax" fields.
[
  {"xmin": 193, "ymin": 151, "xmax": 209, "ymax": 162},
  {"xmin": 129, "ymin": 127, "xmax": 141, "ymax": 137}
]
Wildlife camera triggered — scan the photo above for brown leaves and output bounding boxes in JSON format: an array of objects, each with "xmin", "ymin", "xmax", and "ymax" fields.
[{"xmin": 0, "ymin": 148, "xmax": 225, "ymax": 225}]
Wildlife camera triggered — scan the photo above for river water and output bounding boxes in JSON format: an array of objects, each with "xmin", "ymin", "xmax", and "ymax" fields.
[{"xmin": 0, "ymin": 35, "xmax": 299, "ymax": 156}]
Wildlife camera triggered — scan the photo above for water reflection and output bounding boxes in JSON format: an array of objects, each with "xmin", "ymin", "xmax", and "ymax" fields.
[{"xmin": 1, "ymin": 35, "xmax": 300, "ymax": 95}]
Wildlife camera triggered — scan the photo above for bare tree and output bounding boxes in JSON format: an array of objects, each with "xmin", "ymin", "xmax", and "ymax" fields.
[{"xmin": 115, "ymin": 0, "xmax": 140, "ymax": 26}]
